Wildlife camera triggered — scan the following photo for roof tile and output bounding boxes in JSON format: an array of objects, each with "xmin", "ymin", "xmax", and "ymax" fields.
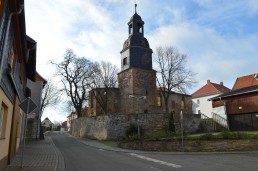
[
  {"xmin": 192, "ymin": 81, "xmax": 230, "ymax": 98},
  {"xmin": 232, "ymin": 73, "xmax": 258, "ymax": 90}
]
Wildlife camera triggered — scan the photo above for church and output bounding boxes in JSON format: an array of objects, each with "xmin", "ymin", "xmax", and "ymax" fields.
[{"xmin": 89, "ymin": 5, "xmax": 192, "ymax": 116}]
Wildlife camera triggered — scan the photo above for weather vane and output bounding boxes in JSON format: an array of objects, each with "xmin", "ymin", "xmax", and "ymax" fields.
[{"xmin": 135, "ymin": 0, "xmax": 137, "ymax": 13}]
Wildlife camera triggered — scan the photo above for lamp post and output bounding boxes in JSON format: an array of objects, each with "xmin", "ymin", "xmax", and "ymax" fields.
[{"xmin": 128, "ymin": 95, "xmax": 146, "ymax": 139}]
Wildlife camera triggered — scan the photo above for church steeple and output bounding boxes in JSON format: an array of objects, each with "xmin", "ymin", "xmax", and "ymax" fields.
[
  {"xmin": 120, "ymin": 4, "xmax": 153, "ymax": 71},
  {"xmin": 128, "ymin": 5, "xmax": 144, "ymax": 36},
  {"xmin": 118, "ymin": 4, "xmax": 157, "ymax": 114}
]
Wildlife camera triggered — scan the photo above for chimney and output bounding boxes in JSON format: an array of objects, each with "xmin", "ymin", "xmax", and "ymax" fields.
[
  {"xmin": 207, "ymin": 80, "xmax": 210, "ymax": 84},
  {"xmin": 220, "ymin": 82, "xmax": 223, "ymax": 86}
]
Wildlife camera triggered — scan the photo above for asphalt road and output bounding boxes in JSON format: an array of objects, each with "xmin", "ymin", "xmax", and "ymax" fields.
[{"xmin": 50, "ymin": 132, "xmax": 258, "ymax": 171}]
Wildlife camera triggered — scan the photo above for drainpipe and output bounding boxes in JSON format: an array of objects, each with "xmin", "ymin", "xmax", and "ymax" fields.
[{"xmin": 0, "ymin": 4, "xmax": 24, "ymax": 82}]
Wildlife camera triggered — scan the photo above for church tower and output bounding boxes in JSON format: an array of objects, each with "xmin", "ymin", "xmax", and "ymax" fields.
[{"xmin": 118, "ymin": 4, "xmax": 156, "ymax": 113}]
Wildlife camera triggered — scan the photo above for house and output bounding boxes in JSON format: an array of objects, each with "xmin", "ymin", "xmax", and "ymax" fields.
[
  {"xmin": 0, "ymin": 0, "xmax": 39, "ymax": 169},
  {"xmin": 67, "ymin": 111, "xmax": 77, "ymax": 131},
  {"xmin": 211, "ymin": 73, "xmax": 258, "ymax": 131},
  {"xmin": 88, "ymin": 8, "xmax": 192, "ymax": 116},
  {"xmin": 27, "ymin": 72, "xmax": 47, "ymax": 139},
  {"xmin": 61, "ymin": 121, "xmax": 68, "ymax": 131},
  {"xmin": 192, "ymin": 80, "xmax": 230, "ymax": 118},
  {"xmin": 41, "ymin": 117, "xmax": 54, "ymax": 131}
]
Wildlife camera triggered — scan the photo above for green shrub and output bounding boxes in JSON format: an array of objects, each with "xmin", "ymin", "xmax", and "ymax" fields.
[
  {"xmin": 199, "ymin": 133, "xmax": 214, "ymax": 140},
  {"xmin": 220, "ymin": 131, "xmax": 258, "ymax": 139},
  {"xmin": 144, "ymin": 131, "xmax": 177, "ymax": 141},
  {"xmin": 125, "ymin": 123, "xmax": 139, "ymax": 140}
]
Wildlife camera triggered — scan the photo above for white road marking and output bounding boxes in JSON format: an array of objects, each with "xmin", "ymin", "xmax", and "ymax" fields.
[
  {"xmin": 99, "ymin": 149, "xmax": 105, "ymax": 151},
  {"xmin": 130, "ymin": 153, "xmax": 182, "ymax": 169},
  {"xmin": 150, "ymin": 166, "xmax": 164, "ymax": 171}
]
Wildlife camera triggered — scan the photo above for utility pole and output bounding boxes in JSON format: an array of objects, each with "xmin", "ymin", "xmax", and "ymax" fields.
[{"xmin": 128, "ymin": 95, "xmax": 146, "ymax": 139}]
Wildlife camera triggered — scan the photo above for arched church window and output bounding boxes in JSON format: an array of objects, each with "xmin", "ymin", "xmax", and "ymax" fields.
[
  {"xmin": 156, "ymin": 93, "xmax": 162, "ymax": 107},
  {"xmin": 181, "ymin": 97, "xmax": 185, "ymax": 109},
  {"xmin": 171, "ymin": 100, "xmax": 175, "ymax": 109}
]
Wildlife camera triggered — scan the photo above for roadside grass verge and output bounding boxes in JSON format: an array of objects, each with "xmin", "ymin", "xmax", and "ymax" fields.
[{"xmin": 128, "ymin": 131, "xmax": 258, "ymax": 141}]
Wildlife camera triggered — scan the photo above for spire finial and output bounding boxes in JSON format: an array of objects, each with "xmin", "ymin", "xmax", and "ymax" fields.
[{"xmin": 135, "ymin": 2, "xmax": 137, "ymax": 13}]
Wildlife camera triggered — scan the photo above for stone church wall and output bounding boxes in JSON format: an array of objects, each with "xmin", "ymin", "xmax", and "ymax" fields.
[{"xmin": 70, "ymin": 113, "xmax": 201, "ymax": 140}]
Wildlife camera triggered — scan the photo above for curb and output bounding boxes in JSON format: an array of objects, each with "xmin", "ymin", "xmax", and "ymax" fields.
[{"xmin": 48, "ymin": 136, "xmax": 65, "ymax": 171}]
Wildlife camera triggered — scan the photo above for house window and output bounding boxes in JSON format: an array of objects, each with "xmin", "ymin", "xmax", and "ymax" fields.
[
  {"xmin": 123, "ymin": 57, "xmax": 128, "ymax": 65},
  {"xmin": 10, "ymin": 41, "xmax": 17, "ymax": 73},
  {"xmin": 0, "ymin": 103, "xmax": 8, "ymax": 139},
  {"xmin": 198, "ymin": 110, "xmax": 201, "ymax": 114},
  {"xmin": 197, "ymin": 99, "xmax": 200, "ymax": 104}
]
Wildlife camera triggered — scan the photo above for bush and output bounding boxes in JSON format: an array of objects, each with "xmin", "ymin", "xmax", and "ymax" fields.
[
  {"xmin": 125, "ymin": 123, "xmax": 139, "ymax": 140},
  {"xmin": 144, "ymin": 131, "xmax": 177, "ymax": 141},
  {"xmin": 199, "ymin": 133, "xmax": 214, "ymax": 140},
  {"xmin": 220, "ymin": 131, "xmax": 258, "ymax": 139}
]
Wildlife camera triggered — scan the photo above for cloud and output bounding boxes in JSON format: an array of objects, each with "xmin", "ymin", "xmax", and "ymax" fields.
[
  {"xmin": 25, "ymin": 0, "xmax": 258, "ymax": 121},
  {"xmin": 148, "ymin": 20, "xmax": 258, "ymax": 91}
]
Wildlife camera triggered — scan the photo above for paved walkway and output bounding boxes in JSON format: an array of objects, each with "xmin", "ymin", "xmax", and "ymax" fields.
[{"xmin": 5, "ymin": 135, "xmax": 64, "ymax": 171}]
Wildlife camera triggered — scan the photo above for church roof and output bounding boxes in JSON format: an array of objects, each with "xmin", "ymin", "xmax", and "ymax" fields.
[
  {"xmin": 192, "ymin": 80, "xmax": 230, "ymax": 98},
  {"xmin": 129, "ymin": 13, "xmax": 144, "ymax": 23}
]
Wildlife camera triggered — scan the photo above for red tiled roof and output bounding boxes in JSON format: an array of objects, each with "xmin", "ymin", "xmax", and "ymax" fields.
[
  {"xmin": 192, "ymin": 80, "xmax": 231, "ymax": 98},
  {"xmin": 232, "ymin": 73, "xmax": 258, "ymax": 90}
]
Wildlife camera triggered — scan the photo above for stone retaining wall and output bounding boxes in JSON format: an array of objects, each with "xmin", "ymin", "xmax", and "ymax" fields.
[
  {"xmin": 70, "ymin": 113, "xmax": 201, "ymax": 140},
  {"xmin": 70, "ymin": 113, "xmax": 169, "ymax": 140},
  {"xmin": 119, "ymin": 139, "xmax": 258, "ymax": 152}
]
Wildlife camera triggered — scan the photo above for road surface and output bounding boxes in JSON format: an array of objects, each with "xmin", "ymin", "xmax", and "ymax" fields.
[{"xmin": 50, "ymin": 132, "xmax": 258, "ymax": 171}]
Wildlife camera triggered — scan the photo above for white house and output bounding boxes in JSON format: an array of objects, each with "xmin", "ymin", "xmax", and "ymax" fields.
[
  {"xmin": 41, "ymin": 117, "xmax": 54, "ymax": 130},
  {"xmin": 192, "ymin": 80, "xmax": 230, "ymax": 118}
]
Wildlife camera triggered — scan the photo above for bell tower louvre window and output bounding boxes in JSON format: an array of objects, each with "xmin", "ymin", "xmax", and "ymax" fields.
[
  {"xmin": 129, "ymin": 24, "xmax": 133, "ymax": 35},
  {"xmin": 123, "ymin": 57, "xmax": 128, "ymax": 65}
]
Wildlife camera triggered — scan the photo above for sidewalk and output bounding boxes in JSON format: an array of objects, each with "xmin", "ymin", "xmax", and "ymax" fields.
[{"xmin": 5, "ymin": 135, "xmax": 64, "ymax": 171}]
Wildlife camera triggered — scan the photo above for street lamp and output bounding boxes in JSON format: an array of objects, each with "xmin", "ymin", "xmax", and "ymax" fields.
[{"xmin": 128, "ymin": 95, "xmax": 146, "ymax": 139}]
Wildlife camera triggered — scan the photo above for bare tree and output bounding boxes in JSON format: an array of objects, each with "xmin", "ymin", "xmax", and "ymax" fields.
[
  {"xmin": 40, "ymin": 78, "xmax": 60, "ymax": 116},
  {"xmin": 52, "ymin": 49, "xmax": 95, "ymax": 117},
  {"xmin": 91, "ymin": 61, "xmax": 118, "ymax": 115},
  {"xmin": 155, "ymin": 46, "xmax": 196, "ymax": 113}
]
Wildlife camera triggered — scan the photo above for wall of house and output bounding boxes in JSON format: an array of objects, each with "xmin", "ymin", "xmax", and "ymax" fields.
[
  {"xmin": 8, "ymin": 96, "xmax": 23, "ymax": 162},
  {"xmin": 226, "ymin": 93, "xmax": 258, "ymax": 114},
  {"xmin": 192, "ymin": 94, "xmax": 221, "ymax": 118},
  {"xmin": 0, "ymin": 89, "xmax": 14, "ymax": 171},
  {"xmin": 225, "ymin": 93, "xmax": 258, "ymax": 131},
  {"xmin": 212, "ymin": 106, "xmax": 227, "ymax": 119},
  {"xmin": 70, "ymin": 113, "xmax": 201, "ymax": 140},
  {"xmin": 27, "ymin": 79, "xmax": 43, "ymax": 139}
]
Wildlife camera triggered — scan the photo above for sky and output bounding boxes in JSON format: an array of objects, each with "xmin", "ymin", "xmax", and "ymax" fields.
[{"xmin": 24, "ymin": 0, "xmax": 258, "ymax": 123}]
